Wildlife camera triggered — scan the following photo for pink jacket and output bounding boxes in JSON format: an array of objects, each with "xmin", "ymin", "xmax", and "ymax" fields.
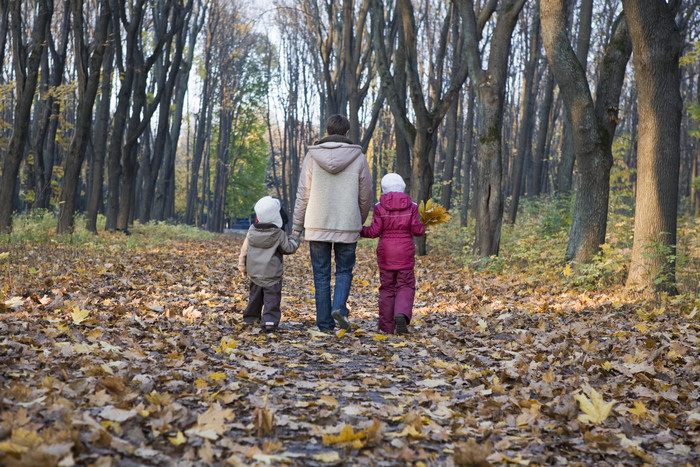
[{"xmin": 361, "ymin": 192, "xmax": 425, "ymax": 270}]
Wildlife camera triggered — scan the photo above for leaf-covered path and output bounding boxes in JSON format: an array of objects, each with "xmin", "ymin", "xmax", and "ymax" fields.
[{"xmin": 1, "ymin": 232, "xmax": 698, "ymax": 466}]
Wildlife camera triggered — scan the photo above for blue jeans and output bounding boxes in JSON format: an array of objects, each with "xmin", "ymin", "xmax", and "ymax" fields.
[{"xmin": 309, "ymin": 241, "xmax": 357, "ymax": 331}]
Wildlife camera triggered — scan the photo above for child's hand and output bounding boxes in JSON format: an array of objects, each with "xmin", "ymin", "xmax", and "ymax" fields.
[
  {"xmin": 238, "ymin": 264, "xmax": 246, "ymax": 275},
  {"xmin": 291, "ymin": 233, "xmax": 302, "ymax": 245}
]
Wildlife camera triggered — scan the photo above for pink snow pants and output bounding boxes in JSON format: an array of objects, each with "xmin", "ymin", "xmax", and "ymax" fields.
[{"xmin": 378, "ymin": 268, "xmax": 415, "ymax": 333}]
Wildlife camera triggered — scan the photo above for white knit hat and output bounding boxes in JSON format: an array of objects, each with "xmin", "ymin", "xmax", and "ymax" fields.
[
  {"xmin": 381, "ymin": 173, "xmax": 406, "ymax": 193},
  {"xmin": 254, "ymin": 196, "xmax": 283, "ymax": 228}
]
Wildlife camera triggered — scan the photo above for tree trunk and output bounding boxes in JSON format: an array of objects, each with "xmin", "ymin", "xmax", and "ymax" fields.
[
  {"xmin": 33, "ymin": 0, "xmax": 70, "ymax": 211},
  {"xmin": 531, "ymin": 68, "xmax": 554, "ymax": 197},
  {"xmin": 210, "ymin": 111, "xmax": 232, "ymax": 233},
  {"xmin": 105, "ymin": 0, "xmax": 146, "ymax": 231},
  {"xmin": 455, "ymin": 0, "xmax": 526, "ymax": 257},
  {"xmin": 460, "ymin": 84, "xmax": 475, "ymax": 228},
  {"xmin": 622, "ymin": 0, "xmax": 682, "ymax": 293},
  {"xmin": 86, "ymin": 20, "xmax": 114, "ymax": 232},
  {"xmin": 507, "ymin": 6, "xmax": 540, "ymax": 224},
  {"xmin": 57, "ymin": 0, "xmax": 110, "ymax": 234},
  {"xmin": 156, "ymin": 4, "xmax": 204, "ymax": 221},
  {"xmin": 541, "ymin": 1, "xmax": 632, "ymax": 263},
  {"xmin": 554, "ymin": 0, "xmax": 590, "ymax": 194},
  {"xmin": 116, "ymin": 0, "xmax": 183, "ymax": 231},
  {"xmin": 372, "ymin": 0, "xmax": 471, "ymax": 255},
  {"xmin": 440, "ymin": 10, "xmax": 463, "ymax": 210},
  {"xmin": 0, "ymin": 0, "xmax": 52, "ymax": 233},
  {"xmin": 185, "ymin": 9, "xmax": 216, "ymax": 225}
]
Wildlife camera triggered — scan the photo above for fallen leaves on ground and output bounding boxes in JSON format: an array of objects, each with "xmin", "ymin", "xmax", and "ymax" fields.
[{"xmin": 0, "ymin": 230, "xmax": 698, "ymax": 466}]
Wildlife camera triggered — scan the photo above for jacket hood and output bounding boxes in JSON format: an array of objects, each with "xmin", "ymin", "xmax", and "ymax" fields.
[
  {"xmin": 379, "ymin": 192, "xmax": 412, "ymax": 211},
  {"xmin": 308, "ymin": 136, "xmax": 363, "ymax": 174},
  {"xmin": 247, "ymin": 224, "xmax": 281, "ymax": 249}
]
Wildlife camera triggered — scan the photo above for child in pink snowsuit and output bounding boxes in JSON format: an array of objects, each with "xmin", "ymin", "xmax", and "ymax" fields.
[{"xmin": 361, "ymin": 173, "xmax": 425, "ymax": 334}]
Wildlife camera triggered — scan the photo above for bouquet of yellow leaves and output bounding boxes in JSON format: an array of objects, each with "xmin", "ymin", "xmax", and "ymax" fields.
[{"xmin": 418, "ymin": 198, "xmax": 451, "ymax": 227}]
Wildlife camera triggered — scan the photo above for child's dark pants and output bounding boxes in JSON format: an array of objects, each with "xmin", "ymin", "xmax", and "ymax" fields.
[{"xmin": 243, "ymin": 281, "xmax": 282, "ymax": 326}]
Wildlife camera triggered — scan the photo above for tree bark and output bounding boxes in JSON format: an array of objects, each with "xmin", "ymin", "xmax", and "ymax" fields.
[
  {"xmin": 530, "ymin": 67, "xmax": 554, "ymax": 197},
  {"xmin": 140, "ymin": 2, "xmax": 191, "ymax": 223},
  {"xmin": 455, "ymin": 0, "xmax": 526, "ymax": 257},
  {"xmin": 623, "ymin": 0, "xmax": 682, "ymax": 293},
  {"xmin": 555, "ymin": 0, "xmax": 591, "ymax": 194},
  {"xmin": 440, "ymin": 10, "xmax": 463, "ymax": 210},
  {"xmin": 116, "ymin": 0, "xmax": 183, "ymax": 231},
  {"xmin": 541, "ymin": 0, "xmax": 632, "ymax": 263},
  {"xmin": 507, "ymin": 5, "xmax": 540, "ymax": 224},
  {"xmin": 185, "ymin": 6, "xmax": 217, "ymax": 226},
  {"xmin": 57, "ymin": 0, "xmax": 110, "ymax": 234},
  {"xmin": 0, "ymin": 0, "xmax": 53, "ymax": 233},
  {"xmin": 460, "ymin": 84, "xmax": 475, "ymax": 228},
  {"xmin": 105, "ymin": 0, "xmax": 146, "ymax": 231},
  {"xmin": 33, "ymin": 0, "xmax": 70, "ymax": 210},
  {"xmin": 86, "ymin": 18, "xmax": 114, "ymax": 232}
]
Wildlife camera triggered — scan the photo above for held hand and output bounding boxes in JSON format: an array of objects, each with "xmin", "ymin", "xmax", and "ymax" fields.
[{"xmin": 238, "ymin": 264, "xmax": 246, "ymax": 275}]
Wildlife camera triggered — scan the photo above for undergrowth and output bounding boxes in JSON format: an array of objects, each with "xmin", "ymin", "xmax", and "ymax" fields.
[
  {"xmin": 428, "ymin": 195, "xmax": 698, "ymax": 299},
  {"xmin": 0, "ymin": 211, "xmax": 214, "ymax": 251}
]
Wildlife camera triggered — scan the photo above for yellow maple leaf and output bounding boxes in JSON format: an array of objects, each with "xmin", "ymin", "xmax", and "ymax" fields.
[
  {"xmin": 389, "ymin": 342, "xmax": 407, "ymax": 348},
  {"xmin": 0, "ymin": 440, "xmax": 29, "ymax": 455},
  {"xmin": 207, "ymin": 372, "xmax": 227, "ymax": 382},
  {"xmin": 319, "ymin": 395, "xmax": 338, "ymax": 407},
  {"xmin": 71, "ymin": 306, "xmax": 90, "ymax": 324},
  {"xmin": 168, "ymin": 431, "xmax": 187, "ymax": 446},
  {"xmin": 216, "ymin": 337, "xmax": 237, "ymax": 354},
  {"xmin": 601, "ymin": 361, "xmax": 612, "ymax": 370},
  {"xmin": 562, "ymin": 264, "xmax": 573, "ymax": 277},
  {"xmin": 313, "ymin": 451, "xmax": 340, "ymax": 462},
  {"xmin": 337, "ymin": 328, "xmax": 347, "ymax": 338},
  {"xmin": 322, "ymin": 424, "xmax": 366, "ymax": 446},
  {"xmin": 629, "ymin": 400, "xmax": 647, "ymax": 417},
  {"xmin": 418, "ymin": 198, "xmax": 451, "ymax": 227},
  {"xmin": 194, "ymin": 378, "xmax": 209, "ymax": 389},
  {"xmin": 574, "ymin": 389, "xmax": 614, "ymax": 425},
  {"xmin": 373, "ymin": 334, "xmax": 388, "ymax": 341}
]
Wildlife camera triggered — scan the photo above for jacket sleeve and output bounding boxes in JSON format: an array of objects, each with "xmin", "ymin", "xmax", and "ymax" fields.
[
  {"xmin": 411, "ymin": 204, "xmax": 426, "ymax": 237},
  {"xmin": 358, "ymin": 155, "xmax": 374, "ymax": 224},
  {"xmin": 238, "ymin": 235, "xmax": 249, "ymax": 273},
  {"xmin": 360, "ymin": 205, "xmax": 383, "ymax": 238},
  {"xmin": 278, "ymin": 231, "xmax": 300, "ymax": 255},
  {"xmin": 292, "ymin": 154, "xmax": 312, "ymax": 232}
]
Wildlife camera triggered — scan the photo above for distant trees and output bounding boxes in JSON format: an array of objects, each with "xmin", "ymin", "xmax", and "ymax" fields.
[{"xmin": 0, "ymin": 0, "xmax": 53, "ymax": 233}]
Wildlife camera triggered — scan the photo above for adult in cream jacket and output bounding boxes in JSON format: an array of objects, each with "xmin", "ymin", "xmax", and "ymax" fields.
[{"xmin": 292, "ymin": 114, "xmax": 373, "ymax": 332}]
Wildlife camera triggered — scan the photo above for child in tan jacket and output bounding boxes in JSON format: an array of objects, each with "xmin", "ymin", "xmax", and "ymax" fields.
[{"xmin": 238, "ymin": 196, "xmax": 299, "ymax": 332}]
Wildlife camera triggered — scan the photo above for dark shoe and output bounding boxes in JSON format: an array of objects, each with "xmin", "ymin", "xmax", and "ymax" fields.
[
  {"xmin": 394, "ymin": 314, "xmax": 409, "ymax": 335},
  {"xmin": 263, "ymin": 321, "xmax": 278, "ymax": 333},
  {"xmin": 331, "ymin": 310, "xmax": 351, "ymax": 331}
]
